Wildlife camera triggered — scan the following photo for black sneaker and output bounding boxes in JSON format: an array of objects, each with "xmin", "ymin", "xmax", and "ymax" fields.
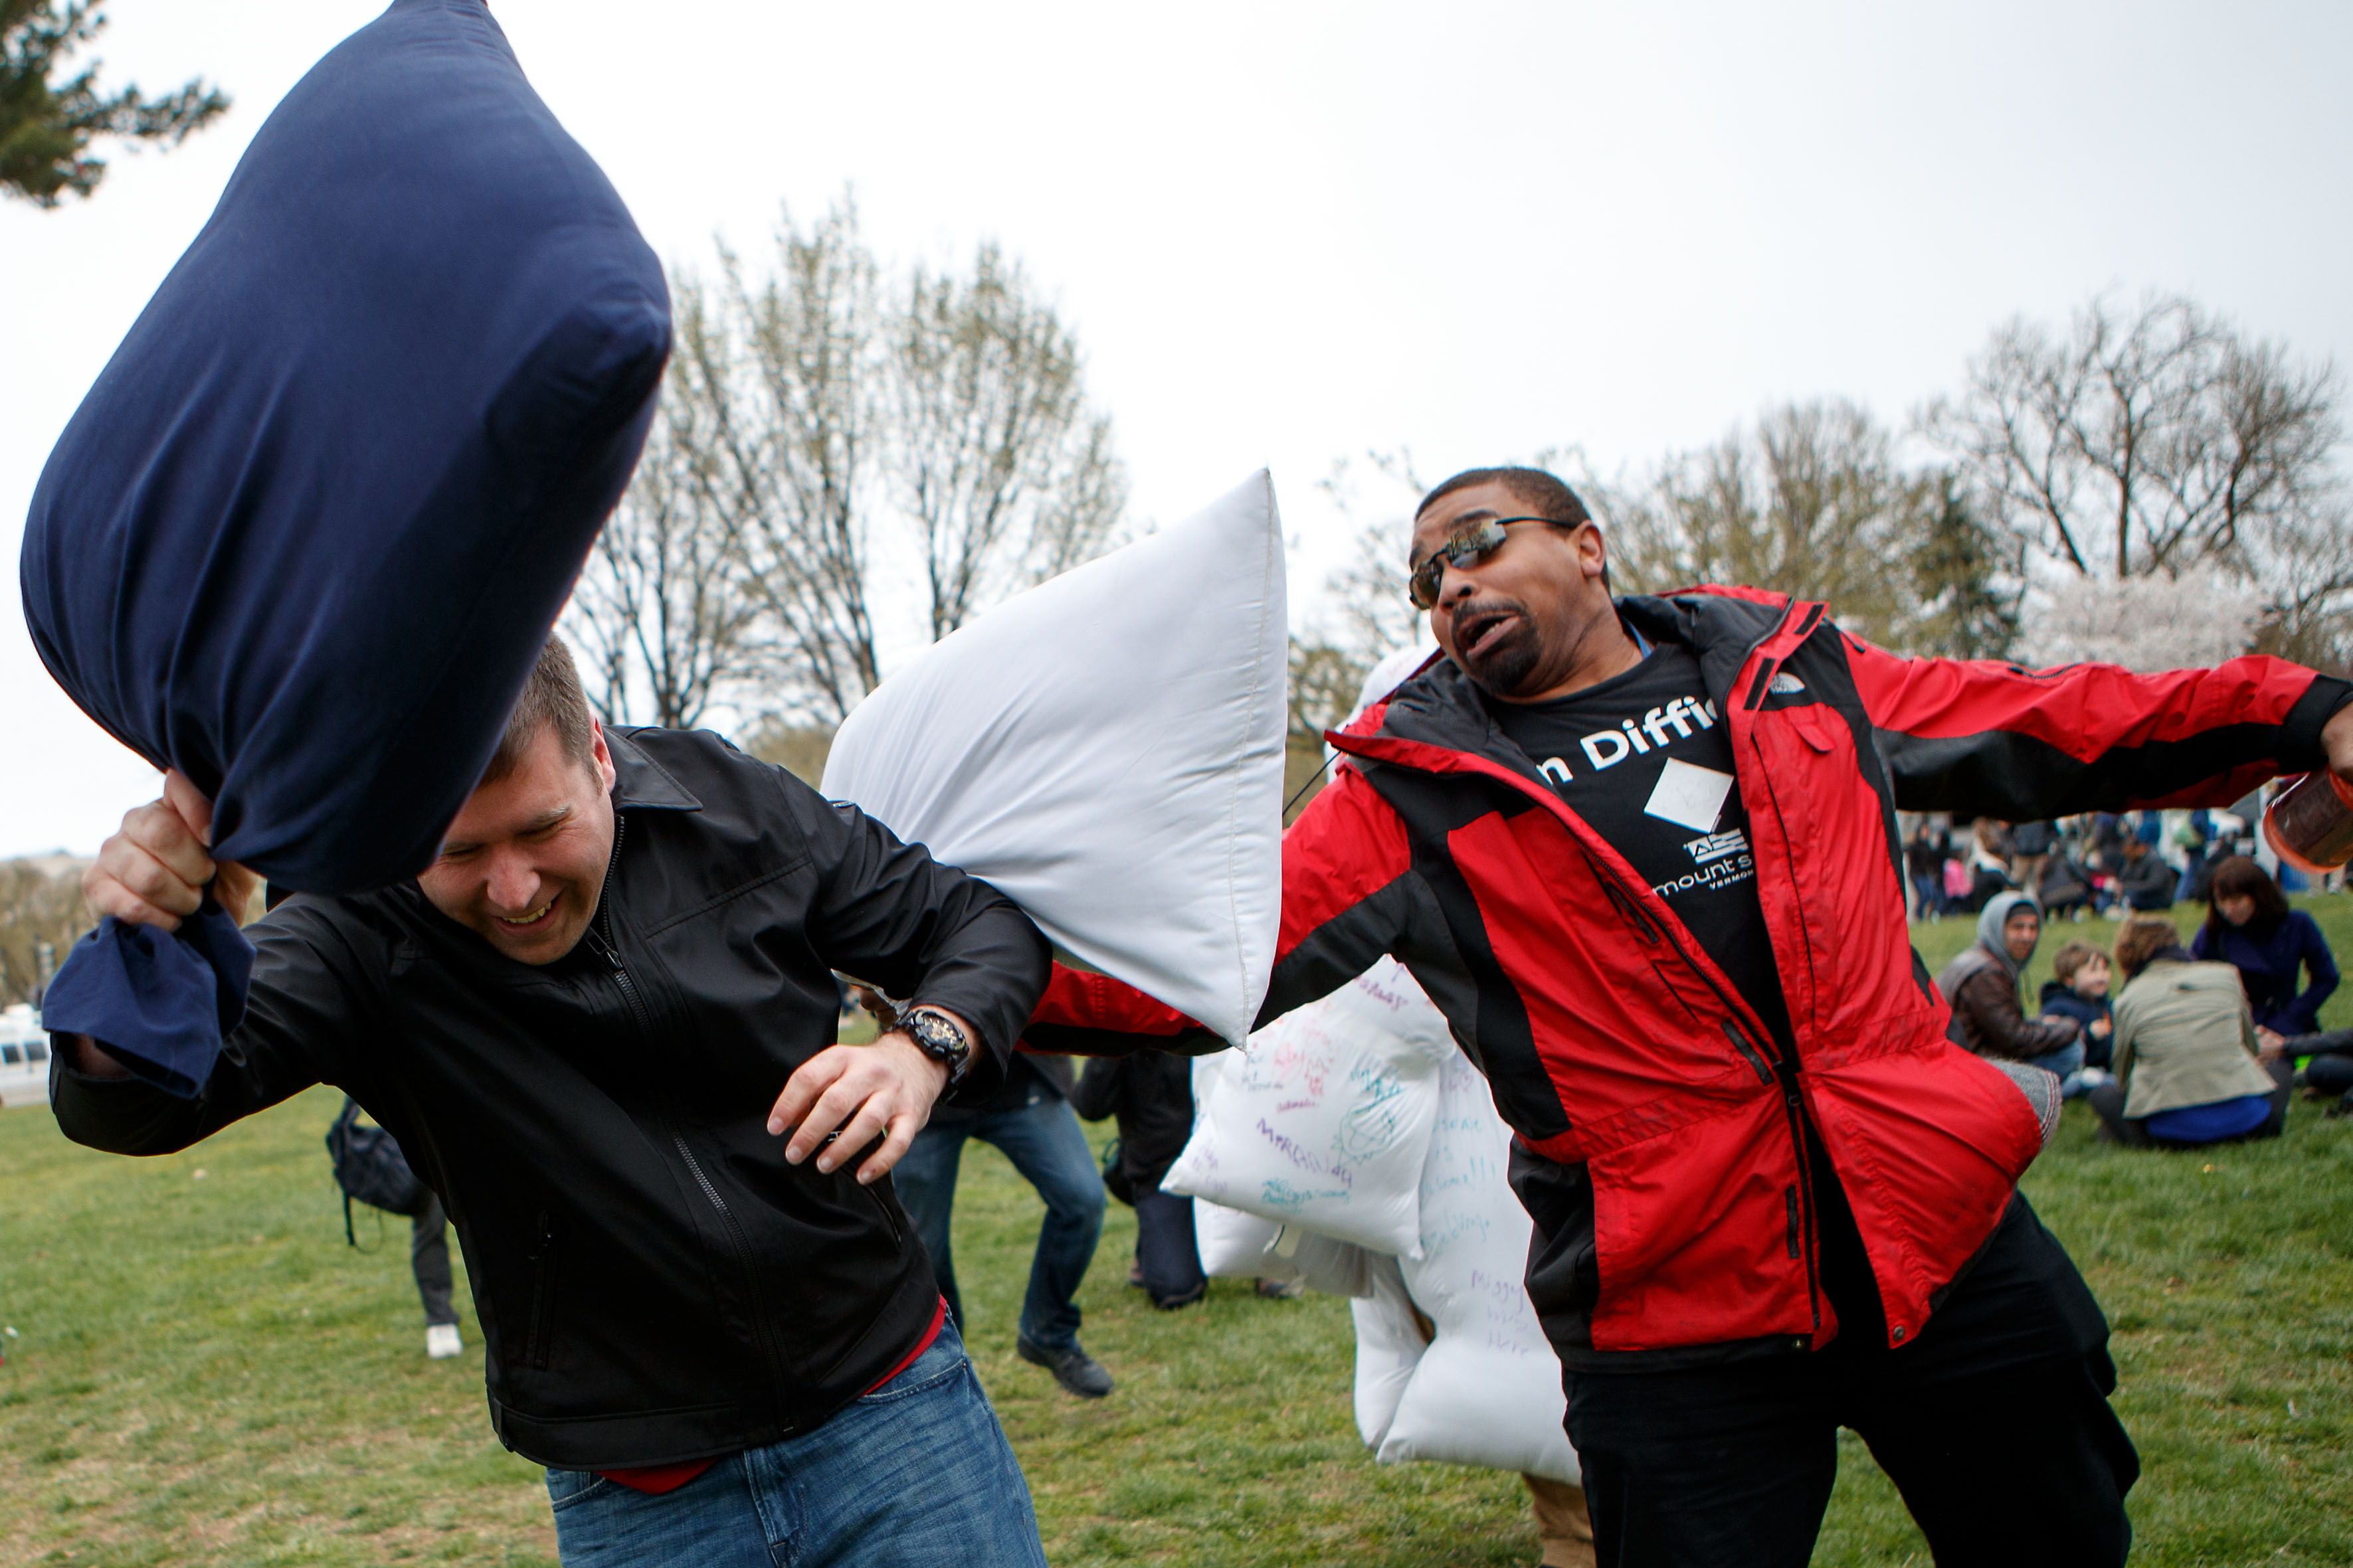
[{"xmin": 1016, "ymin": 1335, "xmax": 1113, "ymax": 1398}]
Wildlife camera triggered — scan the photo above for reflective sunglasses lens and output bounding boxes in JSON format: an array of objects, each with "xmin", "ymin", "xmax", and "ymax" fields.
[{"xmin": 1408, "ymin": 519, "xmax": 1511, "ymax": 608}]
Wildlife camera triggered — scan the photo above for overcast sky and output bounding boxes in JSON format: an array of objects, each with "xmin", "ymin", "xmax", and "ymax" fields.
[{"xmin": 5, "ymin": 0, "xmax": 2351, "ymax": 857}]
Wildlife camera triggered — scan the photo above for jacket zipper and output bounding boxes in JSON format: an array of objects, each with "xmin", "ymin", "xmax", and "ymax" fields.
[
  {"xmin": 585, "ymin": 814, "xmax": 795, "ymax": 1416},
  {"xmin": 1581, "ymin": 845, "xmax": 1826, "ymax": 1336}
]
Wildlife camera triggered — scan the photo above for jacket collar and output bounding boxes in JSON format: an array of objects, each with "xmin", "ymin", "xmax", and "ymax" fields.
[
  {"xmin": 606, "ymin": 727, "xmax": 701, "ymax": 813},
  {"xmin": 1345, "ymin": 588, "xmax": 1798, "ymax": 770}
]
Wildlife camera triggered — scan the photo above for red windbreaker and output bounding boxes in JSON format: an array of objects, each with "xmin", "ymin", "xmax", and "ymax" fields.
[{"xmin": 1028, "ymin": 588, "xmax": 2346, "ymax": 1365}]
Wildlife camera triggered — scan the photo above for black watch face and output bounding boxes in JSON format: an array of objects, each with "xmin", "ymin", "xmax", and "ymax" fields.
[{"xmin": 911, "ymin": 1013, "xmax": 966, "ymax": 1065}]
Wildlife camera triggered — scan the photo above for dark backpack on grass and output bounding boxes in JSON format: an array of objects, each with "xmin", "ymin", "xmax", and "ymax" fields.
[{"xmin": 326, "ymin": 1096, "xmax": 425, "ymax": 1244}]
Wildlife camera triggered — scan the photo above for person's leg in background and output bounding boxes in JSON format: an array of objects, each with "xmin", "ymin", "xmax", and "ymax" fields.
[
  {"xmin": 2303, "ymin": 1049, "xmax": 2353, "ymax": 1115},
  {"xmin": 1523, "ymin": 1472, "xmax": 1596, "ymax": 1568},
  {"xmin": 413, "ymin": 1193, "xmax": 462, "ymax": 1359},
  {"xmin": 1131, "ymin": 1182, "xmax": 1205, "ymax": 1309},
  {"xmin": 2022, "ymin": 1039, "xmax": 2088, "ymax": 1098},
  {"xmin": 982, "ymin": 1094, "xmax": 1111, "ymax": 1396},
  {"xmin": 892, "ymin": 1112, "xmax": 976, "ymax": 1330},
  {"xmin": 545, "ymin": 1316, "xmax": 1048, "ymax": 1568},
  {"xmin": 2085, "ymin": 1082, "xmax": 2152, "ymax": 1147}
]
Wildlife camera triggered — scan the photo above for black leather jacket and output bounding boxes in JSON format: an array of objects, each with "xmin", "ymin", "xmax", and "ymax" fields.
[{"xmin": 52, "ymin": 728, "xmax": 1049, "ymax": 1468}]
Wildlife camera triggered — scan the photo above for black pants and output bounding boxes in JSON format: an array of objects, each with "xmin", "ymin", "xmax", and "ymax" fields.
[
  {"xmin": 1132, "ymin": 1183, "xmax": 1205, "ymax": 1308},
  {"xmin": 413, "ymin": 1193, "xmax": 457, "ymax": 1327},
  {"xmin": 1566, "ymin": 1190, "xmax": 2134, "ymax": 1567},
  {"xmin": 1569, "ymin": 1344, "xmax": 2135, "ymax": 1567},
  {"xmin": 2306, "ymin": 1052, "xmax": 2353, "ymax": 1100},
  {"xmin": 2087, "ymin": 1060, "xmax": 2291, "ymax": 1148}
]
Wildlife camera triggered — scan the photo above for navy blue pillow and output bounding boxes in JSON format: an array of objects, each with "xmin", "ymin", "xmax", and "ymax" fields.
[
  {"xmin": 22, "ymin": 0, "xmax": 668, "ymax": 1090},
  {"xmin": 21, "ymin": 0, "xmax": 668, "ymax": 893}
]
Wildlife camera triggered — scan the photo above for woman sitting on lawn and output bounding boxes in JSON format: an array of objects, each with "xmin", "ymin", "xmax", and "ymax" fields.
[
  {"xmin": 1936, "ymin": 892, "xmax": 2085, "ymax": 1091},
  {"xmin": 2190, "ymin": 857, "xmax": 2339, "ymax": 1057},
  {"xmin": 2087, "ymin": 915, "xmax": 2291, "ymax": 1148}
]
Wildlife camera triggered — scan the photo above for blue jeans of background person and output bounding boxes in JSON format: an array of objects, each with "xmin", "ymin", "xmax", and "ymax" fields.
[
  {"xmin": 544, "ymin": 1317, "xmax": 1045, "ymax": 1567},
  {"xmin": 2024, "ymin": 1039, "xmax": 2087, "ymax": 1098},
  {"xmin": 894, "ymin": 1091, "xmax": 1104, "ymax": 1350},
  {"xmin": 1133, "ymin": 1182, "xmax": 1206, "ymax": 1307},
  {"xmin": 1909, "ymin": 872, "xmax": 1944, "ymax": 918}
]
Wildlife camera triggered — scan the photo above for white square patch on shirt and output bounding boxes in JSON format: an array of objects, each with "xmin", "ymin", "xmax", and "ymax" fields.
[{"xmin": 1644, "ymin": 758, "xmax": 1735, "ymax": 833}]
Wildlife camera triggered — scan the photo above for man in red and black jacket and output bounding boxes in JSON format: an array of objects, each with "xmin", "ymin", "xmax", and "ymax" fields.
[{"xmin": 1030, "ymin": 466, "xmax": 2353, "ymax": 1567}]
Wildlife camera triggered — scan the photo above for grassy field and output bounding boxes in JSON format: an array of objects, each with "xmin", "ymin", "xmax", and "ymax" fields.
[{"xmin": 0, "ymin": 899, "xmax": 2348, "ymax": 1565}]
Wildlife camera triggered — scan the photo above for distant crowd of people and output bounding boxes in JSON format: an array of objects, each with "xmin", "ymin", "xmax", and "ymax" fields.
[
  {"xmin": 1905, "ymin": 806, "xmax": 2312, "ymax": 924},
  {"xmin": 1931, "ymin": 848, "xmax": 2352, "ymax": 1147}
]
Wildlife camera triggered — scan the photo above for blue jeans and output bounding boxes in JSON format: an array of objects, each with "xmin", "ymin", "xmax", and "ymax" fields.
[
  {"xmin": 1910, "ymin": 872, "xmax": 1945, "ymax": 917},
  {"xmin": 544, "ymin": 1317, "xmax": 1045, "ymax": 1567},
  {"xmin": 893, "ymin": 1088, "xmax": 1104, "ymax": 1350},
  {"xmin": 2024, "ymin": 1040, "xmax": 2088, "ymax": 1098}
]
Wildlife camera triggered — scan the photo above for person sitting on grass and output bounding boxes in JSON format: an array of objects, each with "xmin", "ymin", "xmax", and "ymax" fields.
[
  {"xmin": 51, "ymin": 638, "xmax": 1055, "ymax": 1568},
  {"xmin": 2087, "ymin": 915, "xmax": 2291, "ymax": 1148},
  {"xmin": 2116, "ymin": 835, "xmax": 2177, "ymax": 911},
  {"xmin": 1936, "ymin": 893, "xmax": 2086, "ymax": 1093},
  {"xmin": 2268, "ymin": 1026, "xmax": 2353, "ymax": 1118},
  {"xmin": 2190, "ymin": 857, "xmax": 2340, "ymax": 1063},
  {"xmin": 2038, "ymin": 939, "xmax": 2117, "ymax": 1087}
]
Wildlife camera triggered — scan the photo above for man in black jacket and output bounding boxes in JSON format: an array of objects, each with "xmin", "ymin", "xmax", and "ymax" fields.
[
  {"xmin": 53, "ymin": 639, "xmax": 1054, "ymax": 1568},
  {"xmin": 2116, "ymin": 834, "xmax": 2177, "ymax": 911}
]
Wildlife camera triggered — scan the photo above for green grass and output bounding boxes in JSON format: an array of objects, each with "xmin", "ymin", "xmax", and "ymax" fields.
[{"xmin": 1, "ymin": 897, "xmax": 2349, "ymax": 1565}]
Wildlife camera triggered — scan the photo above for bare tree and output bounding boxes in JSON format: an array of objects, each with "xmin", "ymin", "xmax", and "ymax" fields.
[
  {"xmin": 1601, "ymin": 401, "xmax": 1947, "ymax": 651},
  {"xmin": 0, "ymin": 859, "xmax": 89, "ymax": 1007},
  {"xmin": 893, "ymin": 244, "xmax": 1127, "ymax": 639},
  {"xmin": 1921, "ymin": 294, "xmax": 2344, "ymax": 582},
  {"xmin": 593, "ymin": 198, "xmax": 1132, "ymax": 733},
  {"xmin": 680, "ymin": 202, "xmax": 890, "ymax": 727},
  {"xmin": 1286, "ymin": 454, "xmax": 1430, "ymax": 741},
  {"xmin": 563, "ymin": 352, "xmax": 764, "ymax": 729}
]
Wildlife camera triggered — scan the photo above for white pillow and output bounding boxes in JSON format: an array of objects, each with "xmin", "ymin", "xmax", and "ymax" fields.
[
  {"xmin": 1382, "ymin": 1049, "xmax": 1579, "ymax": 1484},
  {"xmin": 1193, "ymin": 1198, "xmax": 1282, "ymax": 1279},
  {"xmin": 821, "ymin": 472, "xmax": 1286, "ymax": 1046},
  {"xmin": 1351, "ymin": 1255, "xmax": 1429, "ymax": 1449},
  {"xmin": 1163, "ymin": 958, "xmax": 1449, "ymax": 1256}
]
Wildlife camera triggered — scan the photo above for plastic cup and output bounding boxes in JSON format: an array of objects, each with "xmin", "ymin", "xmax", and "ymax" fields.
[{"xmin": 2263, "ymin": 770, "xmax": 2353, "ymax": 873}]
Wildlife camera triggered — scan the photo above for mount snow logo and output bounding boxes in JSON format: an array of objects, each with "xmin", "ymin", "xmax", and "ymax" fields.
[{"xmin": 1685, "ymin": 828, "xmax": 1748, "ymax": 865}]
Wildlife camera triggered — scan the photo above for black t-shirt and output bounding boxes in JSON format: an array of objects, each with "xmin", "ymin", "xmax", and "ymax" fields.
[{"xmin": 1483, "ymin": 642, "xmax": 1794, "ymax": 1049}]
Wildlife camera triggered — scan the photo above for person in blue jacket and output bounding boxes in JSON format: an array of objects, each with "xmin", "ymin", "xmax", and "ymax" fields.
[
  {"xmin": 2038, "ymin": 940, "xmax": 2117, "ymax": 1078},
  {"xmin": 2190, "ymin": 857, "xmax": 2339, "ymax": 1050}
]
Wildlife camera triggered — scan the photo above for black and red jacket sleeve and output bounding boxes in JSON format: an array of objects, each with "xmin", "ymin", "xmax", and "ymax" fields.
[
  {"xmin": 1022, "ymin": 761, "xmax": 1422, "ymax": 1055},
  {"xmin": 1846, "ymin": 637, "xmax": 2353, "ymax": 818}
]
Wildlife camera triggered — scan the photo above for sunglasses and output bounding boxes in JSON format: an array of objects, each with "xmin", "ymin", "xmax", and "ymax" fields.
[{"xmin": 1406, "ymin": 517, "xmax": 1572, "ymax": 610}]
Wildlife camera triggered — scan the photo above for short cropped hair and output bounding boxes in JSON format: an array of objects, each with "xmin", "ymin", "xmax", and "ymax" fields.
[
  {"xmin": 2049, "ymin": 939, "xmax": 2105, "ymax": 986},
  {"xmin": 2113, "ymin": 915, "xmax": 2183, "ymax": 982},
  {"xmin": 1415, "ymin": 466, "xmax": 1593, "ymax": 531},
  {"xmin": 482, "ymin": 636, "xmax": 596, "ymax": 784}
]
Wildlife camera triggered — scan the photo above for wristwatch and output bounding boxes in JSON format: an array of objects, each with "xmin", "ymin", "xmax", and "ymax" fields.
[{"xmin": 899, "ymin": 1007, "xmax": 973, "ymax": 1089}]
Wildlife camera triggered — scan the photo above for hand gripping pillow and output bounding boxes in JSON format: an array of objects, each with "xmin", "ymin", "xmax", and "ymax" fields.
[
  {"xmin": 23, "ymin": 0, "xmax": 668, "ymax": 1092},
  {"xmin": 1163, "ymin": 957, "xmax": 1451, "ymax": 1256},
  {"xmin": 821, "ymin": 472, "xmax": 1285, "ymax": 1047}
]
